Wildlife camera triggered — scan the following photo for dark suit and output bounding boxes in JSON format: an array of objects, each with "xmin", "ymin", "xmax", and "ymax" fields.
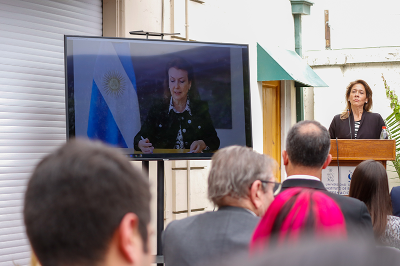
[
  {"xmin": 281, "ymin": 178, "xmax": 374, "ymax": 240},
  {"xmin": 391, "ymin": 186, "xmax": 400, "ymax": 218},
  {"xmin": 134, "ymin": 98, "xmax": 220, "ymax": 151},
  {"xmin": 162, "ymin": 206, "xmax": 259, "ymax": 266},
  {"xmin": 329, "ymin": 111, "xmax": 385, "ymax": 139}
]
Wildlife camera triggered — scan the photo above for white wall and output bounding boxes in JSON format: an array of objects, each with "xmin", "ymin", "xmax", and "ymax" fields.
[
  {"xmin": 124, "ymin": 0, "xmax": 163, "ymax": 36},
  {"xmin": 311, "ymin": 61, "xmax": 398, "ymax": 130},
  {"xmin": 302, "ymin": 0, "xmax": 400, "ymax": 51}
]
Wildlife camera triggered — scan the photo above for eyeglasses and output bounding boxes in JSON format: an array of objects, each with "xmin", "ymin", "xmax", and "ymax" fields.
[{"xmin": 259, "ymin": 180, "xmax": 282, "ymax": 196}]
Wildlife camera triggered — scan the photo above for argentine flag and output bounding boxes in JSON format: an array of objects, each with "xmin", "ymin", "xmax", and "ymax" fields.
[{"xmin": 87, "ymin": 42, "xmax": 141, "ymax": 148}]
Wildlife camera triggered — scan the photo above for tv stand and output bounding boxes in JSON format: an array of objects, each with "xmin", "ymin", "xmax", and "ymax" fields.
[{"xmin": 142, "ymin": 160, "xmax": 164, "ymax": 265}]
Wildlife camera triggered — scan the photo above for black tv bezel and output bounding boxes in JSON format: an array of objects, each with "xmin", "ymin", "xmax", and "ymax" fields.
[{"xmin": 64, "ymin": 35, "xmax": 252, "ymax": 160}]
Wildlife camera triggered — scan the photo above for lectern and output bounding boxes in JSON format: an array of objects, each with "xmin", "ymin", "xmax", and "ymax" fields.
[
  {"xmin": 329, "ymin": 139, "xmax": 396, "ymax": 168},
  {"xmin": 322, "ymin": 139, "xmax": 396, "ymax": 195}
]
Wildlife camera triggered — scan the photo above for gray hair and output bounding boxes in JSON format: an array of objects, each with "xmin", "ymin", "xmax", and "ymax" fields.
[{"xmin": 208, "ymin": 145, "xmax": 276, "ymax": 206}]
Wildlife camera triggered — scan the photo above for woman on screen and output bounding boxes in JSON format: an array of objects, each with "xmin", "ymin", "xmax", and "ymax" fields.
[
  {"xmin": 134, "ymin": 57, "xmax": 220, "ymax": 154},
  {"xmin": 328, "ymin": 79, "xmax": 385, "ymax": 139}
]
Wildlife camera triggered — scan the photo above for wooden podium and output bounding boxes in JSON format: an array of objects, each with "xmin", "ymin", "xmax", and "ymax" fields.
[
  {"xmin": 323, "ymin": 139, "xmax": 396, "ymax": 195},
  {"xmin": 329, "ymin": 139, "xmax": 396, "ymax": 168}
]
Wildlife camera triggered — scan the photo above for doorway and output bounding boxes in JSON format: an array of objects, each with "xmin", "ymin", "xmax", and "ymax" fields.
[{"xmin": 262, "ymin": 81, "xmax": 281, "ymax": 181}]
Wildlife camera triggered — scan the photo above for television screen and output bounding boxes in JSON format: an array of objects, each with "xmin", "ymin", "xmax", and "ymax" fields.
[{"xmin": 65, "ymin": 36, "xmax": 251, "ymax": 160}]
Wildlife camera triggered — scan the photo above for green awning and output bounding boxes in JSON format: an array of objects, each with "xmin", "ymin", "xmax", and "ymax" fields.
[{"xmin": 257, "ymin": 43, "xmax": 328, "ymax": 87}]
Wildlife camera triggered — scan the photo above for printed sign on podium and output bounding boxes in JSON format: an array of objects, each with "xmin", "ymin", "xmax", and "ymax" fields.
[{"xmin": 322, "ymin": 166, "xmax": 356, "ymax": 195}]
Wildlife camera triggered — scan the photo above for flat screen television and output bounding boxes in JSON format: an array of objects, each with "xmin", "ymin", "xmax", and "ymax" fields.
[{"xmin": 65, "ymin": 35, "xmax": 252, "ymax": 160}]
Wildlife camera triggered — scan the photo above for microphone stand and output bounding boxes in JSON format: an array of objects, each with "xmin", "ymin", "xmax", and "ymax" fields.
[
  {"xmin": 336, "ymin": 137, "xmax": 340, "ymax": 195},
  {"xmin": 347, "ymin": 109, "xmax": 352, "ymax": 139}
]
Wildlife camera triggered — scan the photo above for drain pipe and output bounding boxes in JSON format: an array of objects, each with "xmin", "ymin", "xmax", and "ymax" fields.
[
  {"xmin": 185, "ymin": 0, "xmax": 189, "ymax": 40},
  {"xmin": 290, "ymin": 0, "xmax": 314, "ymax": 122}
]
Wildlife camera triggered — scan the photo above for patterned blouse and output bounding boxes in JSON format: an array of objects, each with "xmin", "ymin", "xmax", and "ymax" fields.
[
  {"xmin": 381, "ymin": 215, "xmax": 400, "ymax": 249},
  {"xmin": 169, "ymin": 97, "xmax": 192, "ymax": 149}
]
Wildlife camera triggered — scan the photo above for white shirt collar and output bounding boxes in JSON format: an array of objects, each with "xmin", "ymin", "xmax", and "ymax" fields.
[
  {"xmin": 244, "ymin": 208, "xmax": 257, "ymax": 217},
  {"xmin": 286, "ymin": 174, "xmax": 321, "ymax": 182},
  {"xmin": 168, "ymin": 97, "xmax": 192, "ymax": 116}
]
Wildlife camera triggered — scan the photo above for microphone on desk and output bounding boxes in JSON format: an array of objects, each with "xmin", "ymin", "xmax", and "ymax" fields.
[{"xmin": 347, "ymin": 109, "xmax": 352, "ymax": 139}]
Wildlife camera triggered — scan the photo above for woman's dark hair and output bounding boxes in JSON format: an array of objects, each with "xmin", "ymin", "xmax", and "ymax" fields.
[
  {"xmin": 340, "ymin": 79, "xmax": 373, "ymax": 120},
  {"xmin": 349, "ymin": 160, "xmax": 392, "ymax": 238},
  {"xmin": 163, "ymin": 57, "xmax": 200, "ymax": 100}
]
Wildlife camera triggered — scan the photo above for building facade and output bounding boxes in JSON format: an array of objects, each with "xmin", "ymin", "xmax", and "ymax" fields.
[{"xmin": 0, "ymin": 1, "xmax": 312, "ymax": 264}]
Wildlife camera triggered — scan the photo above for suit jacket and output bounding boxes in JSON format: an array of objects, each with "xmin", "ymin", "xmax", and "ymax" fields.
[
  {"xmin": 329, "ymin": 111, "xmax": 385, "ymax": 139},
  {"xmin": 281, "ymin": 178, "xmax": 374, "ymax": 240},
  {"xmin": 391, "ymin": 186, "xmax": 400, "ymax": 218},
  {"xmin": 134, "ymin": 98, "xmax": 220, "ymax": 151},
  {"xmin": 162, "ymin": 206, "xmax": 260, "ymax": 266}
]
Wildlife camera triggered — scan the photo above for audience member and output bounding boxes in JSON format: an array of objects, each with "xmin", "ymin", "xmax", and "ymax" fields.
[
  {"xmin": 280, "ymin": 120, "xmax": 373, "ymax": 239},
  {"xmin": 349, "ymin": 160, "xmax": 400, "ymax": 249},
  {"xmin": 24, "ymin": 139, "xmax": 152, "ymax": 266},
  {"xmin": 215, "ymin": 239, "xmax": 400, "ymax": 266},
  {"xmin": 250, "ymin": 188, "xmax": 346, "ymax": 252},
  {"xmin": 391, "ymin": 186, "xmax": 400, "ymax": 218},
  {"xmin": 162, "ymin": 145, "xmax": 277, "ymax": 266}
]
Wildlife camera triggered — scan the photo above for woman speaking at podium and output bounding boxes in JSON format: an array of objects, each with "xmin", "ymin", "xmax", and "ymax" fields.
[{"xmin": 328, "ymin": 79, "xmax": 385, "ymax": 139}]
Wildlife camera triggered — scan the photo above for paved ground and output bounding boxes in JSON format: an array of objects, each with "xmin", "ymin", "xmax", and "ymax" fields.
[{"xmin": 387, "ymin": 161, "xmax": 400, "ymax": 192}]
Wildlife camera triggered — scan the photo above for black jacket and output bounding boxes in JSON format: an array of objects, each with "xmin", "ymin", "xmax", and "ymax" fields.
[
  {"xmin": 281, "ymin": 178, "xmax": 374, "ymax": 241},
  {"xmin": 329, "ymin": 111, "xmax": 385, "ymax": 139},
  {"xmin": 134, "ymin": 99, "xmax": 220, "ymax": 151},
  {"xmin": 391, "ymin": 186, "xmax": 400, "ymax": 218}
]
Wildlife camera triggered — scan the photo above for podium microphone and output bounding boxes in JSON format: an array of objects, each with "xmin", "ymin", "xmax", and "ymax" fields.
[
  {"xmin": 347, "ymin": 109, "xmax": 352, "ymax": 139},
  {"xmin": 336, "ymin": 137, "xmax": 340, "ymax": 195}
]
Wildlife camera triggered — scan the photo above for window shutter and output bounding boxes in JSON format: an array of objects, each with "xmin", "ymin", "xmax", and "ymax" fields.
[{"xmin": 0, "ymin": 1, "xmax": 102, "ymax": 265}]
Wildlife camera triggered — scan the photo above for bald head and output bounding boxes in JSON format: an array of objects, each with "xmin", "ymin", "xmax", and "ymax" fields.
[
  {"xmin": 286, "ymin": 120, "xmax": 331, "ymax": 168},
  {"xmin": 298, "ymin": 122, "xmax": 320, "ymax": 134}
]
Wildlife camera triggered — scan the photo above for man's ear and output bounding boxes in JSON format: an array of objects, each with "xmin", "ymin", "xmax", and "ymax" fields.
[
  {"xmin": 117, "ymin": 213, "xmax": 142, "ymax": 264},
  {"xmin": 249, "ymin": 180, "xmax": 264, "ymax": 215},
  {"xmin": 282, "ymin": 150, "xmax": 289, "ymax": 166},
  {"xmin": 322, "ymin": 154, "xmax": 332, "ymax": 169}
]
